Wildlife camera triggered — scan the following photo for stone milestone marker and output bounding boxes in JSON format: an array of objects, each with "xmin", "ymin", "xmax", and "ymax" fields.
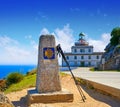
[
  {"xmin": 36, "ymin": 35, "xmax": 61, "ymax": 92},
  {"xmin": 27, "ymin": 35, "xmax": 73, "ymax": 105}
]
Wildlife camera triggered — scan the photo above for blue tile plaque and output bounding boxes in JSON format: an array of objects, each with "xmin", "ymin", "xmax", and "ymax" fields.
[{"xmin": 43, "ymin": 47, "xmax": 55, "ymax": 59}]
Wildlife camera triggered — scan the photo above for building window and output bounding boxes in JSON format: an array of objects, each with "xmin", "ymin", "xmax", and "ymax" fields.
[
  {"xmin": 88, "ymin": 49, "xmax": 91, "ymax": 52},
  {"xmin": 66, "ymin": 56, "xmax": 69, "ymax": 60},
  {"xmin": 81, "ymin": 56, "xmax": 84, "ymax": 59},
  {"xmin": 88, "ymin": 55, "xmax": 91, "ymax": 59},
  {"xmin": 81, "ymin": 61, "xmax": 85, "ymax": 67},
  {"xmin": 83, "ymin": 49, "xmax": 85, "ymax": 52},
  {"xmin": 74, "ymin": 61, "xmax": 77, "ymax": 66},
  {"xmin": 80, "ymin": 49, "xmax": 85, "ymax": 53},
  {"xmin": 74, "ymin": 56, "xmax": 77, "ymax": 59},
  {"xmin": 80, "ymin": 49, "xmax": 82, "ymax": 52},
  {"xmin": 96, "ymin": 55, "xmax": 99, "ymax": 59},
  {"xmin": 88, "ymin": 62, "xmax": 91, "ymax": 66},
  {"xmin": 74, "ymin": 49, "xmax": 77, "ymax": 53}
]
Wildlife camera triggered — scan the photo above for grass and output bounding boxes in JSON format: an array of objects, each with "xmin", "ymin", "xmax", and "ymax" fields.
[
  {"xmin": 4, "ymin": 67, "xmax": 120, "ymax": 94},
  {"xmin": 89, "ymin": 67, "xmax": 95, "ymax": 71},
  {"xmin": 5, "ymin": 74, "xmax": 36, "ymax": 94},
  {"xmin": 95, "ymin": 70, "xmax": 120, "ymax": 72},
  {"xmin": 4, "ymin": 72, "xmax": 68, "ymax": 94},
  {"xmin": 89, "ymin": 67, "xmax": 120, "ymax": 72},
  {"xmin": 60, "ymin": 72, "xmax": 69, "ymax": 77}
]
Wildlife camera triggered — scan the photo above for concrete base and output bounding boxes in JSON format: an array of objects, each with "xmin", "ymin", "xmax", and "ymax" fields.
[{"xmin": 27, "ymin": 88, "xmax": 73, "ymax": 105}]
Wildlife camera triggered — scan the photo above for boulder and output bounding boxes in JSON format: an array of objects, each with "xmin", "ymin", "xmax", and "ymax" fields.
[{"xmin": 0, "ymin": 92, "xmax": 14, "ymax": 107}]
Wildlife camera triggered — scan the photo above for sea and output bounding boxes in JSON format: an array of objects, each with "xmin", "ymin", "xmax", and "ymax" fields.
[{"xmin": 0, "ymin": 65, "xmax": 37, "ymax": 79}]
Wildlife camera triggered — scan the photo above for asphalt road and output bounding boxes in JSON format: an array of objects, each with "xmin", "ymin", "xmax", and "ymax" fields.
[{"xmin": 64, "ymin": 67, "xmax": 120, "ymax": 89}]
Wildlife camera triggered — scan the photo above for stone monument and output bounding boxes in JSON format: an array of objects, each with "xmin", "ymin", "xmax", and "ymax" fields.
[
  {"xmin": 27, "ymin": 35, "xmax": 73, "ymax": 105},
  {"xmin": 36, "ymin": 35, "xmax": 61, "ymax": 92}
]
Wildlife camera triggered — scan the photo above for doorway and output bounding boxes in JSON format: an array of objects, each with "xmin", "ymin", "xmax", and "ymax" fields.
[{"xmin": 81, "ymin": 61, "xmax": 85, "ymax": 67}]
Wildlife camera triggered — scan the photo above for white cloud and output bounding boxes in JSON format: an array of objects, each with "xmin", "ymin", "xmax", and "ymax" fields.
[
  {"xmin": 1, "ymin": 46, "xmax": 37, "ymax": 65},
  {"xmin": 0, "ymin": 36, "xmax": 18, "ymax": 47},
  {"xmin": 36, "ymin": 25, "xmax": 111, "ymax": 65},
  {"xmin": 40, "ymin": 28, "xmax": 50, "ymax": 35},
  {"xmin": 5, "ymin": 46, "xmax": 30, "ymax": 57},
  {"xmin": 0, "ymin": 26, "xmax": 111, "ymax": 65},
  {"xmin": 0, "ymin": 36, "xmax": 37, "ymax": 65},
  {"xmin": 54, "ymin": 24, "xmax": 75, "ymax": 52},
  {"xmin": 54, "ymin": 24, "xmax": 75, "ymax": 65},
  {"xmin": 40, "ymin": 24, "xmax": 75, "ymax": 52},
  {"xmin": 24, "ymin": 35, "xmax": 38, "ymax": 51},
  {"xmin": 25, "ymin": 35, "xmax": 32, "ymax": 39},
  {"xmin": 40, "ymin": 24, "xmax": 75, "ymax": 65},
  {"xmin": 88, "ymin": 33, "xmax": 110, "ymax": 52}
]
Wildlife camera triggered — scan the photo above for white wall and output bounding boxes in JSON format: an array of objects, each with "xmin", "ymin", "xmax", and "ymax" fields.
[{"xmin": 63, "ymin": 54, "xmax": 102, "ymax": 67}]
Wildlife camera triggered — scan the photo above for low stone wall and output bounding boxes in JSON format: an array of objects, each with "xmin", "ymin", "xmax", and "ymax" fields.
[
  {"xmin": 105, "ymin": 56, "xmax": 120, "ymax": 70},
  {"xmin": 99, "ymin": 55, "xmax": 120, "ymax": 70}
]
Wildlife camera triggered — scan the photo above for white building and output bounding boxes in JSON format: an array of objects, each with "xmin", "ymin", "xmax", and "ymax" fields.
[{"xmin": 62, "ymin": 33, "xmax": 103, "ymax": 67}]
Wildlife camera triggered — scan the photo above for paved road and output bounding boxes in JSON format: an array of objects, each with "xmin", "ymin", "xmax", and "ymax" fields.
[{"xmin": 63, "ymin": 67, "xmax": 120, "ymax": 89}]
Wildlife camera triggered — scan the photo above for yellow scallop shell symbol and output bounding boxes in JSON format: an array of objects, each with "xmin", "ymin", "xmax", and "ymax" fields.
[{"xmin": 45, "ymin": 48, "xmax": 53, "ymax": 58}]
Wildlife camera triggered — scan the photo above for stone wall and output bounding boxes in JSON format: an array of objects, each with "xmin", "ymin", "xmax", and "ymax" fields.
[
  {"xmin": 99, "ymin": 42, "xmax": 120, "ymax": 70},
  {"xmin": 105, "ymin": 58, "xmax": 120, "ymax": 70},
  {"xmin": 99, "ymin": 54, "xmax": 120, "ymax": 70}
]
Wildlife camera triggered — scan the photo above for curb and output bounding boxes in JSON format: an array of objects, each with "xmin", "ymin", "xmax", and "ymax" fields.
[{"xmin": 77, "ymin": 77, "xmax": 120, "ymax": 100}]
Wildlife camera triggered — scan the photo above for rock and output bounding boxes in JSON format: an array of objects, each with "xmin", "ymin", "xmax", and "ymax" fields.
[{"xmin": 0, "ymin": 92, "xmax": 14, "ymax": 107}]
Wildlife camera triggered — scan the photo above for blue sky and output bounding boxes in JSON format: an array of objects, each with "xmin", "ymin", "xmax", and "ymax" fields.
[{"xmin": 0, "ymin": 0, "xmax": 120, "ymax": 65}]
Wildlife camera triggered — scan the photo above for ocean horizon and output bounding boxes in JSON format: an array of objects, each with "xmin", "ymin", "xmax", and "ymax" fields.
[
  {"xmin": 0, "ymin": 65, "xmax": 72, "ymax": 79},
  {"xmin": 0, "ymin": 65, "xmax": 37, "ymax": 79}
]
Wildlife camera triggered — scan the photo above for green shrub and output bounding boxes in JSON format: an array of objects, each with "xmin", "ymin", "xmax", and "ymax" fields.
[
  {"xmin": 26, "ymin": 68, "xmax": 37, "ymax": 75},
  {"xmin": 5, "ymin": 74, "xmax": 36, "ymax": 94},
  {"xmin": 89, "ymin": 67, "xmax": 95, "ymax": 71},
  {"xmin": 0, "ymin": 79, "xmax": 6, "ymax": 91},
  {"xmin": 6, "ymin": 72, "xmax": 24, "ymax": 86}
]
